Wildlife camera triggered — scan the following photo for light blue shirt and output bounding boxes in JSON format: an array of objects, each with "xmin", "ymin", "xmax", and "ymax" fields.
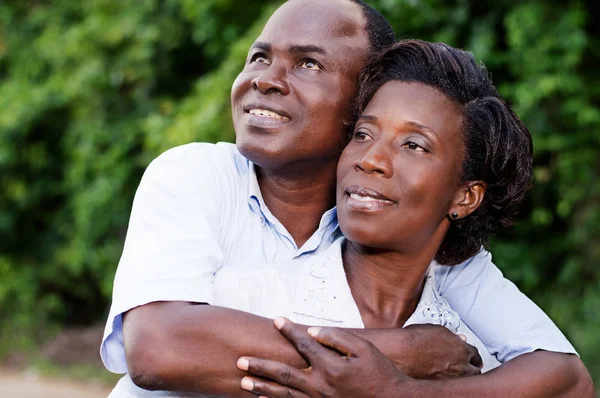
[{"xmin": 102, "ymin": 142, "xmax": 576, "ymax": 397}]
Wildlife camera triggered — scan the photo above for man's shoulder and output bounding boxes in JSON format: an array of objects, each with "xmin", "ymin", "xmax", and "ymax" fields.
[
  {"xmin": 146, "ymin": 142, "xmax": 249, "ymax": 183},
  {"xmin": 152, "ymin": 142, "xmax": 245, "ymax": 168}
]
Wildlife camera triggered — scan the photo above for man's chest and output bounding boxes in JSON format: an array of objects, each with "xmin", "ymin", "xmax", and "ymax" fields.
[{"xmin": 218, "ymin": 206, "xmax": 337, "ymax": 270}]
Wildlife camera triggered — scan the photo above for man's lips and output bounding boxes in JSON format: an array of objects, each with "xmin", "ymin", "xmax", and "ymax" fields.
[{"xmin": 344, "ymin": 185, "xmax": 396, "ymax": 211}]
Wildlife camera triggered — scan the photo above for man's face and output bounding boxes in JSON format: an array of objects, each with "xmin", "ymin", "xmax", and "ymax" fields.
[{"xmin": 231, "ymin": 0, "xmax": 370, "ymax": 172}]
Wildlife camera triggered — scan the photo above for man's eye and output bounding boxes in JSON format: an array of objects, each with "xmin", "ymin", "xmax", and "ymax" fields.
[
  {"xmin": 299, "ymin": 59, "xmax": 321, "ymax": 70},
  {"xmin": 250, "ymin": 54, "xmax": 269, "ymax": 64},
  {"xmin": 403, "ymin": 142, "xmax": 427, "ymax": 152}
]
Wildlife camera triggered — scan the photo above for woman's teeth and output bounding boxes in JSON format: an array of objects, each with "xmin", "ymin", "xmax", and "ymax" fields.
[{"xmin": 349, "ymin": 193, "xmax": 392, "ymax": 203}]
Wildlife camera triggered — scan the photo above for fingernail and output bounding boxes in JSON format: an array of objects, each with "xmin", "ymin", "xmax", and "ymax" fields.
[
  {"xmin": 274, "ymin": 317, "xmax": 286, "ymax": 329},
  {"xmin": 458, "ymin": 334, "xmax": 467, "ymax": 342},
  {"xmin": 307, "ymin": 327, "xmax": 321, "ymax": 337},
  {"xmin": 237, "ymin": 357, "xmax": 249, "ymax": 371},
  {"xmin": 241, "ymin": 377, "xmax": 254, "ymax": 391}
]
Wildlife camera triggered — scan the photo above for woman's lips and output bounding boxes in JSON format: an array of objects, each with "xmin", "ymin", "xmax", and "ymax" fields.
[{"xmin": 344, "ymin": 185, "xmax": 396, "ymax": 211}]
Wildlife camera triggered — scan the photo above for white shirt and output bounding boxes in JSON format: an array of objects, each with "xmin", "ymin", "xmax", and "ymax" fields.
[
  {"xmin": 214, "ymin": 238, "xmax": 501, "ymax": 372},
  {"xmin": 102, "ymin": 143, "xmax": 576, "ymax": 397}
]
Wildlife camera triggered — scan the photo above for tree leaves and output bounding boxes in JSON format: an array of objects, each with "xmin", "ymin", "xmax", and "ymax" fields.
[{"xmin": 0, "ymin": 0, "xmax": 598, "ymax": 384}]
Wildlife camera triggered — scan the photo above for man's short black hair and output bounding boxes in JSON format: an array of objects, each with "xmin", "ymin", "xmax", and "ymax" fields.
[{"xmin": 347, "ymin": 0, "xmax": 395, "ymax": 54}]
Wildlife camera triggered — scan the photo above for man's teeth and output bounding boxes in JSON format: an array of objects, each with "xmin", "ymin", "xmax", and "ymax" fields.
[
  {"xmin": 249, "ymin": 109, "xmax": 289, "ymax": 121},
  {"xmin": 349, "ymin": 193, "xmax": 390, "ymax": 202}
]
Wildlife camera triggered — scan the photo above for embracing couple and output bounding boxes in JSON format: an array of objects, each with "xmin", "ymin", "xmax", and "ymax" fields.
[{"xmin": 101, "ymin": 0, "xmax": 593, "ymax": 397}]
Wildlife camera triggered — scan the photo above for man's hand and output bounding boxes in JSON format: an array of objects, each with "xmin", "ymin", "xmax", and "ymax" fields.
[
  {"xmin": 399, "ymin": 324, "xmax": 482, "ymax": 378},
  {"xmin": 356, "ymin": 324, "xmax": 482, "ymax": 379},
  {"xmin": 237, "ymin": 318, "xmax": 412, "ymax": 398}
]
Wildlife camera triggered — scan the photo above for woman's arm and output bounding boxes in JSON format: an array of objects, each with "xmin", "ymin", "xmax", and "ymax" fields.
[{"xmin": 239, "ymin": 320, "xmax": 594, "ymax": 398}]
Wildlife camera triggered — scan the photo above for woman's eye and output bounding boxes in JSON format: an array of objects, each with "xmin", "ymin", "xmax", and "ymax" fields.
[
  {"xmin": 299, "ymin": 59, "xmax": 321, "ymax": 70},
  {"xmin": 353, "ymin": 131, "xmax": 371, "ymax": 141},
  {"xmin": 403, "ymin": 142, "xmax": 427, "ymax": 152}
]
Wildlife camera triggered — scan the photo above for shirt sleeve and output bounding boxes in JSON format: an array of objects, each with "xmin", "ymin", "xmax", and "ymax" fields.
[
  {"xmin": 101, "ymin": 144, "xmax": 225, "ymax": 373},
  {"xmin": 434, "ymin": 250, "xmax": 577, "ymax": 362}
]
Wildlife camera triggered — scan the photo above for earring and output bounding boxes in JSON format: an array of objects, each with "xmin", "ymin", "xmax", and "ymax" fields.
[{"xmin": 451, "ymin": 212, "xmax": 459, "ymax": 220}]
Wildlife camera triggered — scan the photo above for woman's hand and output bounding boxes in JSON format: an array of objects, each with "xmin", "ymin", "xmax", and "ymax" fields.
[{"xmin": 236, "ymin": 317, "xmax": 414, "ymax": 398}]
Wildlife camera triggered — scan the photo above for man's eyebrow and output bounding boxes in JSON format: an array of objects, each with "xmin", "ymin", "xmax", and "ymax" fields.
[
  {"xmin": 250, "ymin": 41, "xmax": 271, "ymax": 52},
  {"xmin": 289, "ymin": 44, "xmax": 327, "ymax": 55}
]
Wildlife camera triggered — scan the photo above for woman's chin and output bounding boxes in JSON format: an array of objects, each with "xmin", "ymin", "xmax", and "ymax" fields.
[{"xmin": 340, "ymin": 225, "xmax": 389, "ymax": 249}]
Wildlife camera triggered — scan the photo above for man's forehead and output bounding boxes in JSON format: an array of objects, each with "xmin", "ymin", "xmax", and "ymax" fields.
[{"xmin": 259, "ymin": 0, "xmax": 366, "ymax": 47}]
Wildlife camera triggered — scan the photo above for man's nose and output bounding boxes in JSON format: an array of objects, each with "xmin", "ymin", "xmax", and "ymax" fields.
[
  {"xmin": 251, "ymin": 63, "xmax": 290, "ymax": 95},
  {"xmin": 354, "ymin": 142, "xmax": 393, "ymax": 177}
]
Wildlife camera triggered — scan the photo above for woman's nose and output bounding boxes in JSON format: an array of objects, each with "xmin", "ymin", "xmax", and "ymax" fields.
[
  {"xmin": 355, "ymin": 143, "xmax": 392, "ymax": 176},
  {"xmin": 251, "ymin": 64, "xmax": 290, "ymax": 95}
]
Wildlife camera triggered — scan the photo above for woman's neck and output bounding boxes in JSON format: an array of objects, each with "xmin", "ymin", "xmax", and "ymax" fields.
[{"xmin": 342, "ymin": 241, "xmax": 435, "ymax": 329}]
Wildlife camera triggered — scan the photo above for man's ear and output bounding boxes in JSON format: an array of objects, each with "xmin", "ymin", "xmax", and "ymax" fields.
[{"xmin": 448, "ymin": 181, "xmax": 487, "ymax": 220}]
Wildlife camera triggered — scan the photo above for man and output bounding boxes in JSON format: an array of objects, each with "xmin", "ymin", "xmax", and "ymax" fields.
[{"xmin": 101, "ymin": 0, "xmax": 593, "ymax": 396}]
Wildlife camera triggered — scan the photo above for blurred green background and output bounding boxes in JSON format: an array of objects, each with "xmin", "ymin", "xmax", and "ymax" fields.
[{"xmin": 0, "ymin": 0, "xmax": 598, "ymax": 389}]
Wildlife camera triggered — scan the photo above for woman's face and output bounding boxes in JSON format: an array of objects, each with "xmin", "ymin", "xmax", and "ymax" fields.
[{"xmin": 337, "ymin": 81, "xmax": 467, "ymax": 253}]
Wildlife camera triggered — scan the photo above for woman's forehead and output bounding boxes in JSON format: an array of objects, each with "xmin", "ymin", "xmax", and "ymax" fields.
[{"xmin": 364, "ymin": 82, "xmax": 464, "ymax": 140}]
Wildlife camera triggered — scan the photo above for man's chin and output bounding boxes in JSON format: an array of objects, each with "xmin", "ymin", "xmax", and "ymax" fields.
[{"xmin": 236, "ymin": 138, "xmax": 289, "ymax": 171}]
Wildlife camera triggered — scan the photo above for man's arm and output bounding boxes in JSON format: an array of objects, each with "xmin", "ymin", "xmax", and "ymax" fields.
[
  {"xmin": 406, "ymin": 351, "xmax": 594, "ymax": 398},
  {"xmin": 123, "ymin": 266, "xmax": 592, "ymax": 397},
  {"xmin": 101, "ymin": 144, "xmax": 227, "ymax": 374},
  {"xmin": 437, "ymin": 251, "xmax": 578, "ymax": 361},
  {"xmin": 123, "ymin": 303, "xmax": 303, "ymax": 396},
  {"xmin": 123, "ymin": 302, "xmax": 481, "ymax": 395},
  {"xmin": 432, "ymin": 250, "xmax": 591, "ymax": 396}
]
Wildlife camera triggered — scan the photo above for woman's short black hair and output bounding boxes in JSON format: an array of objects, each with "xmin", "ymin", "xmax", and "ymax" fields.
[{"xmin": 352, "ymin": 39, "xmax": 533, "ymax": 265}]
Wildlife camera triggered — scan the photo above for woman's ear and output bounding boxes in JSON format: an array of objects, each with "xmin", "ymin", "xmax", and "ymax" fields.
[{"xmin": 448, "ymin": 181, "xmax": 487, "ymax": 220}]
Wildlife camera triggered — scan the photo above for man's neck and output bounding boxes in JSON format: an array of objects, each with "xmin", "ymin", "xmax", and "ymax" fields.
[
  {"xmin": 342, "ymin": 241, "xmax": 436, "ymax": 329},
  {"xmin": 256, "ymin": 162, "xmax": 338, "ymax": 248}
]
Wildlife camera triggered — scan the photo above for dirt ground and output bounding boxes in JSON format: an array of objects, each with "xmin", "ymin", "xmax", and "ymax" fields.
[
  {"xmin": 0, "ymin": 325, "xmax": 113, "ymax": 397},
  {"xmin": 0, "ymin": 370, "xmax": 111, "ymax": 398}
]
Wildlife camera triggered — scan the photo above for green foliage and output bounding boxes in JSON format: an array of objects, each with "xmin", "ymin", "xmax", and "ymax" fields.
[{"xmin": 1, "ymin": 0, "xmax": 598, "ymax": 385}]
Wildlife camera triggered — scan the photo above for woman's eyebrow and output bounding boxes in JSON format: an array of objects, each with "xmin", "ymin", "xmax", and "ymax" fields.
[
  {"xmin": 358, "ymin": 114, "xmax": 377, "ymax": 122},
  {"xmin": 405, "ymin": 120, "xmax": 438, "ymax": 139}
]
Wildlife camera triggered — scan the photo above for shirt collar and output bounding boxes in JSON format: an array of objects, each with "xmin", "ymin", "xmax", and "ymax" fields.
[
  {"xmin": 247, "ymin": 161, "xmax": 265, "ymax": 218},
  {"xmin": 292, "ymin": 242, "xmax": 461, "ymax": 331},
  {"xmin": 246, "ymin": 161, "xmax": 340, "ymax": 253}
]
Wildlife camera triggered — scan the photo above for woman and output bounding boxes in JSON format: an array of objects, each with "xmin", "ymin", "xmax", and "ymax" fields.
[{"xmin": 212, "ymin": 39, "xmax": 537, "ymax": 396}]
